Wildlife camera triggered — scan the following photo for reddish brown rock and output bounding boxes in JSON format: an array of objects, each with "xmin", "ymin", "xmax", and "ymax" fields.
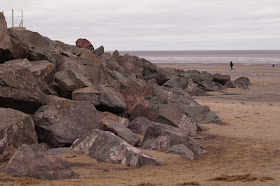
[
  {"xmin": 120, "ymin": 86, "xmax": 151, "ymax": 115},
  {"xmin": 6, "ymin": 144, "xmax": 78, "ymax": 180},
  {"xmin": 75, "ymin": 38, "xmax": 94, "ymax": 51}
]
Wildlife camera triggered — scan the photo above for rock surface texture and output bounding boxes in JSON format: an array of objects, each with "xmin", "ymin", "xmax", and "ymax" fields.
[
  {"xmin": 6, "ymin": 144, "xmax": 78, "ymax": 180},
  {"xmin": 0, "ymin": 108, "xmax": 38, "ymax": 159},
  {"xmin": 71, "ymin": 130, "xmax": 162, "ymax": 167}
]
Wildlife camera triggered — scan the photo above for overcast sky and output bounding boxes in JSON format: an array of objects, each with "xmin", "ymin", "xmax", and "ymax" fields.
[{"xmin": 2, "ymin": 0, "xmax": 280, "ymax": 50}]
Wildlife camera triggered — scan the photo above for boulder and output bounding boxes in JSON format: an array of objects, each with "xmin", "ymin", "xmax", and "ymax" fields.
[
  {"xmin": 29, "ymin": 60, "xmax": 56, "ymax": 84},
  {"xmin": 72, "ymin": 84, "xmax": 127, "ymax": 114},
  {"xmin": 71, "ymin": 129, "xmax": 162, "ymax": 167},
  {"xmin": 224, "ymin": 81, "xmax": 238, "ymax": 88},
  {"xmin": 101, "ymin": 53, "xmax": 126, "ymax": 74},
  {"xmin": 144, "ymin": 73, "xmax": 167, "ymax": 85},
  {"xmin": 234, "ymin": 77, "xmax": 251, "ymax": 89},
  {"xmin": 6, "ymin": 144, "xmax": 78, "ymax": 180},
  {"xmin": 116, "ymin": 54, "xmax": 144, "ymax": 75},
  {"xmin": 100, "ymin": 119, "xmax": 141, "ymax": 146},
  {"xmin": 213, "ymin": 73, "xmax": 230, "ymax": 85},
  {"xmin": 75, "ymin": 38, "xmax": 94, "ymax": 51},
  {"xmin": 166, "ymin": 144, "xmax": 195, "ymax": 160},
  {"xmin": 163, "ymin": 77, "xmax": 189, "ymax": 89},
  {"xmin": 93, "ymin": 46, "xmax": 104, "ymax": 56},
  {"xmin": 181, "ymin": 105, "xmax": 222, "ymax": 124},
  {"xmin": 98, "ymin": 111, "xmax": 129, "ymax": 127},
  {"xmin": 8, "ymin": 29, "xmax": 56, "ymax": 63},
  {"xmin": 186, "ymin": 86, "xmax": 209, "ymax": 96},
  {"xmin": 154, "ymin": 104, "xmax": 200, "ymax": 137},
  {"xmin": 0, "ymin": 13, "xmax": 13, "ymax": 63},
  {"xmin": 0, "ymin": 108, "xmax": 38, "ymax": 159},
  {"xmin": 200, "ymin": 79, "xmax": 219, "ymax": 91},
  {"xmin": 141, "ymin": 125, "xmax": 207, "ymax": 156},
  {"xmin": 34, "ymin": 100, "xmax": 101, "ymax": 147},
  {"xmin": 120, "ymin": 86, "xmax": 150, "ymax": 115},
  {"xmin": 128, "ymin": 117, "xmax": 162, "ymax": 135},
  {"xmin": 112, "ymin": 50, "xmax": 120, "ymax": 59},
  {"xmin": 0, "ymin": 64, "xmax": 46, "ymax": 113},
  {"xmin": 129, "ymin": 104, "xmax": 159, "ymax": 122},
  {"xmin": 54, "ymin": 69, "xmax": 93, "ymax": 98},
  {"xmin": 141, "ymin": 58, "xmax": 160, "ymax": 76}
]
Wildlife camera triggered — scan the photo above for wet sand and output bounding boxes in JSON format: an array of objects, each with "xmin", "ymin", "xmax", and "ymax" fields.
[{"xmin": 1, "ymin": 64, "xmax": 280, "ymax": 185}]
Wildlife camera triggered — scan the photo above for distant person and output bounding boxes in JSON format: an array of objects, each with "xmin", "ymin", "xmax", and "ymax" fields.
[
  {"xmin": 272, "ymin": 64, "xmax": 275, "ymax": 67},
  {"xmin": 230, "ymin": 61, "xmax": 233, "ymax": 70}
]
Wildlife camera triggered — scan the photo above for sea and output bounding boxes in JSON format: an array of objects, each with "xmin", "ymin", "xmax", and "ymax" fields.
[{"xmin": 117, "ymin": 50, "xmax": 280, "ymax": 66}]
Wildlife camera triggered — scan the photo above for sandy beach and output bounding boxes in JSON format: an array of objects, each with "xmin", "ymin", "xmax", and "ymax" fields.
[{"xmin": 1, "ymin": 64, "xmax": 280, "ymax": 186}]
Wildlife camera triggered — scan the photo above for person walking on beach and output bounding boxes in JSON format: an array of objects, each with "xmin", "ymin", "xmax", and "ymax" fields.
[{"xmin": 230, "ymin": 61, "xmax": 233, "ymax": 70}]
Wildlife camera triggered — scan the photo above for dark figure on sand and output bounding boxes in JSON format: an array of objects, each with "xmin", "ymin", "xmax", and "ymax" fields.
[
  {"xmin": 230, "ymin": 61, "xmax": 233, "ymax": 70},
  {"xmin": 272, "ymin": 64, "xmax": 275, "ymax": 67}
]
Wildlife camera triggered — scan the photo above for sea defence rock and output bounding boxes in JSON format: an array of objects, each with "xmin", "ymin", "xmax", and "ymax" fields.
[
  {"xmin": 234, "ymin": 77, "xmax": 251, "ymax": 89},
  {"xmin": 128, "ymin": 117, "xmax": 163, "ymax": 135},
  {"xmin": 0, "ymin": 108, "xmax": 38, "ymax": 159},
  {"xmin": 213, "ymin": 73, "xmax": 230, "ymax": 85},
  {"xmin": 6, "ymin": 144, "xmax": 78, "ymax": 180},
  {"xmin": 34, "ymin": 100, "xmax": 101, "ymax": 147},
  {"xmin": 0, "ymin": 13, "xmax": 13, "ymax": 63},
  {"xmin": 141, "ymin": 125, "xmax": 207, "ymax": 156},
  {"xmin": 116, "ymin": 54, "xmax": 144, "ymax": 75},
  {"xmin": 120, "ymin": 86, "xmax": 150, "ymax": 115},
  {"xmin": 98, "ymin": 111, "xmax": 129, "ymax": 127},
  {"xmin": 154, "ymin": 104, "xmax": 200, "ymax": 137},
  {"xmin": 93, "ymin": 45, "xmax": 104, "ymax": 56},
  {"xmin": 143, "ymin": 73, "xmax": 168, "ymax": 85},
  {"xmin": 8, "ymin": 29, "xmax": 56, "ymax": 63},
  {"xmin": 71, "ymin": 129, "xmax": 162, "ymax": 167},
  {"xmin": 75, "ymin": 38, "xmax": 94, "ymax": 51},
  {"xmin": 100, "ymin": 119, "xmax": 141, "ymax": 146},
  {"xmin": 0, "ymin": 64, "xmax": 46, "ymax": 113},
  {"xmin": 72, "ymin": 84, "xmax": 127, "ymax": 114}
]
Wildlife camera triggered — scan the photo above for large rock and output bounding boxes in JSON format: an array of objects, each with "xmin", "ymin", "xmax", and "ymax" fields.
[
  {"xmin": 6, "ymin": 144, "xmax": 78, "ymax": 180},
  {"xmin": 234, "ymin": 77, "xmax": 251, "ymax": 89},
  {"xmin": 0, "ymin": 64, "xmax": 46, "ymax": 113},
  {"xmin": 129, "ymin": 104, "xmax": 159, "ymax": 122},
  {"xmin": 141, "ymin": 125, "xmax": 207, "ymax": 156},
  {"xmin": 163, "ymin": 76, "xmax": 189, "ymax": 89},
  {"xmin": 213, "ymin": 73, "xmax": 230, "ymax": 85},
  {"xmin": 72, "ymin": 84, "xmax": 127, "ymax": 114},
  {"xmin": 34, "ymin": 100, "xmax": 101, "ymax": 147},
  {"xmin": 98, "ymin": 111, "xmax": 129, "ymax": 127},
  {"xmin": 8, "ymin": 29, "xmax": 56, "ymax": 62},
  {"xmin": 141, "ymin": 58, "xmax": 161, "ymax": 76},
  {"xmin": 29, "ymin": 60, "xmax": 56, "ymax": 84},
  {"xmin": 75, "ymin": 38, "xmax": 94, "ymax": 51},
  {"xmin": 0, "ymin": 13, "xmax": 13, "ymax": 63},
  {"xmin": 71, "ymin": 129, "xmax": 162, "ymax": 167},
  {"xmin": 128, "ymin": 117, "xmax": 162, "ymax": 135},
  {"xmin": 154, "ymin": 104, "xmax": 200, "ymax": 137},
  {"xmin": 100, "ymin": 119, "xmax": 141, "ymax": 146},
  {"xmin": 120, "ymin": 86, "xmax": 150, "ymax": 115},
  {"xmin": 144, "ymin": 73, "xmax": 167, "ymax": 85},
  {"xmin": 93, "ymin": 46, "xmax": 104, "ymax": 56},
  {"xmin": 0, "ymin": 108, "xmax": 38, "ymax": 159},
  {"xmin": 116, "ymin": 54, "xmax": 144, "ymax": 75}
]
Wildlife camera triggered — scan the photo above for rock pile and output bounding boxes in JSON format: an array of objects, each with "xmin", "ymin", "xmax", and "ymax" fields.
[{"xmin": 0, "ymin": 13, "xmax": 251, "ymax": 179}]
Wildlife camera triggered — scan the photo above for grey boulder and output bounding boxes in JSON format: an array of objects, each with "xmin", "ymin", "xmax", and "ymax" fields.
[
  {"xmin": 6, "ymin": 144, "xmax": 78, "ymax": 180},
  {"xmin": 34, "ymin": 100, "xmax": 101, "ymax": 147},
  {"xmin": 71, "ymin": 130, "xmax": 162, "ymax": 167},
  {"xmin": 0, "ymin": 108, "xmax": 38, "ymax": 159}
]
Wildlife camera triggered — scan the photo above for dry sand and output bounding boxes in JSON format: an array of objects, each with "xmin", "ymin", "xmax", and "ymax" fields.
[{"xmin": 1, "ymin": 64, "xmax": 280, "ymax": 186}]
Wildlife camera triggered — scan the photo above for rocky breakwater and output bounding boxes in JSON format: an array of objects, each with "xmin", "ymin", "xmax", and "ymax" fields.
[{"xmin": 0, "ymin": 13, "xmax": 251, "ymax": 180}]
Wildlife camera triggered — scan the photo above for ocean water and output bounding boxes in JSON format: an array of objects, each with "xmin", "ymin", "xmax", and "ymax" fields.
[{"xmin": 118, "ymin": 50, "xmax": 280, "ymax": 65}]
